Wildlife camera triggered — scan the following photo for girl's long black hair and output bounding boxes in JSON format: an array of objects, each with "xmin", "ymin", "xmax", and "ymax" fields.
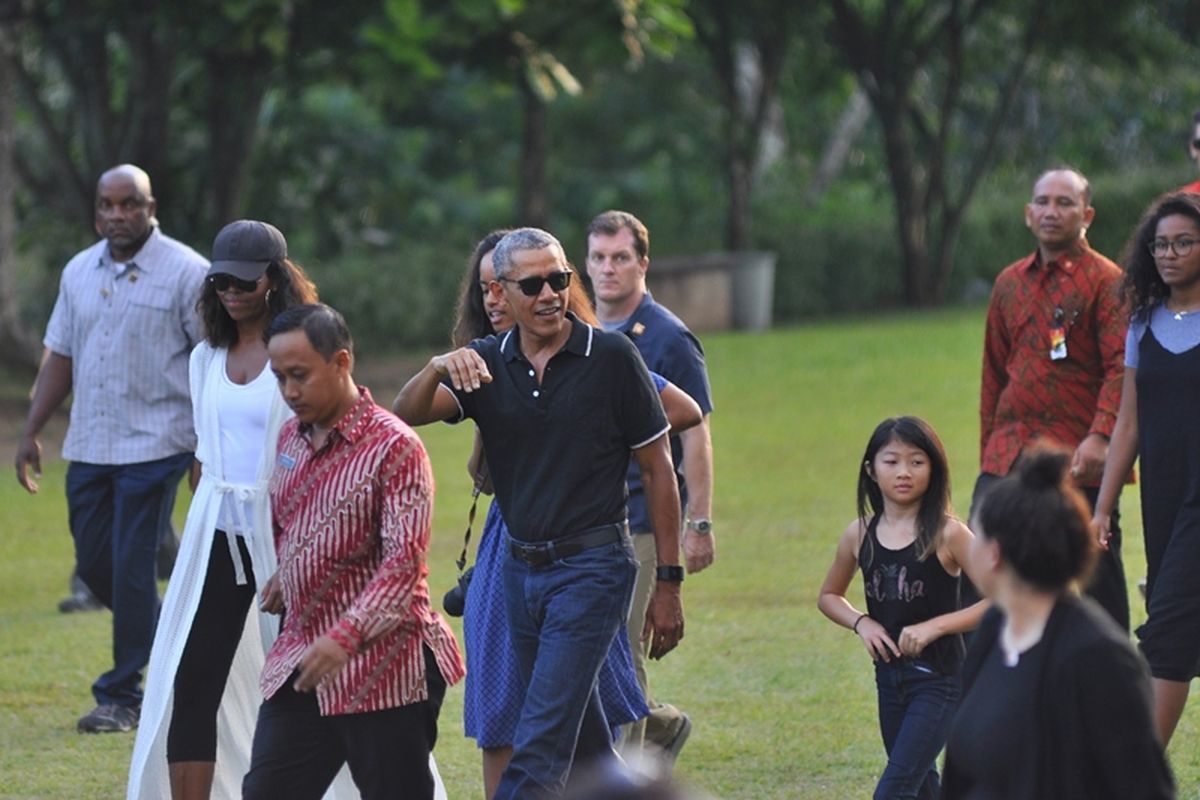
[
  {"xmin": 856, "ymin": 416, "xmax": 952, "ymax": 565},
  {"xmin": 452, "ymin": 230, "xmax": 511, "ymax": 347}
]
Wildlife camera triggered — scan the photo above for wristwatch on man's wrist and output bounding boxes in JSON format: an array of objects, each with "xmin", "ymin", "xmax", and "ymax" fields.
[
  {"xmin": 655, "ymin": 565, "xmax": 685, "ymax": 583},
  {"xmin": 686, "ymin": 517, "xmax": 713, "ymax": 536}
]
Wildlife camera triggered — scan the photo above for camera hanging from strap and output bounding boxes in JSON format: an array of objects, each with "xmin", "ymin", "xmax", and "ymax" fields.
[
  {"xmin": 456, "ymin": 467, "xmax": 486, "ymax": 575},
  {"xmin": 442, "ymin": 461, "xmax": 487, "ymax": 617}
]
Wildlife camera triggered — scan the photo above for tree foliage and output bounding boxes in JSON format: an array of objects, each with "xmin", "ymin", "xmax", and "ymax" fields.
[
  {"xmin": 1, "ymin": 0, "xmax": 1199, "ymax": 368},
  {"xmin": 827, "ymin": 0, "xmax": 1151, "ymax": 305},
  {"xmin": 1, "ymin": 0, "xmax": 374, "ymax": 243},
  {"xmin": 685, "ymin": 0, "xmax": 807, "ymax": 248},
  {"xmin": 363, "ymin": 0, "xmax": 691, "ymax": 226}
]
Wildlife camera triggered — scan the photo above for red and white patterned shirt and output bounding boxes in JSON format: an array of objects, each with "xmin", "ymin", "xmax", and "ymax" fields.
[
  {"xmin": 263, "ymin": 387, "xmax": 463, "ymax": 715},
  {"xmin": 980, "ymin": 241, "xmax": 1127, "ymax": 484}
]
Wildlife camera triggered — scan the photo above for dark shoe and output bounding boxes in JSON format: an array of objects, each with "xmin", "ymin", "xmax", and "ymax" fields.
[
  {"xmin": 77, "ymin": 703, "xmax": 139, "ymax": 733},
  {"xmin": 662, "ymin": 714, "xmax": 692, "ymax": 761},
  {"xmin": 58, "ymin": 591, "xmax": 103, "ymax": 614}
]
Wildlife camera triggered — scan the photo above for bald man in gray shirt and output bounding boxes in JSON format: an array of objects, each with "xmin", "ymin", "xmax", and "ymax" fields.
[{"xmin": 16, "ymin": 164, "xmax": 208, "ymax": 733}]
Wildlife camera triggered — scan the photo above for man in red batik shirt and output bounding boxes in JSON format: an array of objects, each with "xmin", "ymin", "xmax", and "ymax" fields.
[
  {"xmin": 243, "ymin": 304, "xmax": 463, "ymax": 800},
  {"xmin": 970, "ymin": 167, "xmax": 1130, "ymax": 631}
]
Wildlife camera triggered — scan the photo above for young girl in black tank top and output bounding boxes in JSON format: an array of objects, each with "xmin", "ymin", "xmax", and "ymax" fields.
[{"xmin": 819, "ymin": 417, "xmax": 988, "ymax": 800}]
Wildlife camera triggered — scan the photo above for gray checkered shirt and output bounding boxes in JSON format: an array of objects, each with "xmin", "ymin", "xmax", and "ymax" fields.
[{"xmin": 43, "ymin": 226, "xmax": 209, "ymax": 464}]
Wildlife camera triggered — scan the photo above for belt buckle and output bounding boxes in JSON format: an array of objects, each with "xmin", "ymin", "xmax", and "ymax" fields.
[{"xmin": 512, "ymin": 539, "xmax": 549, "ymax": 566}]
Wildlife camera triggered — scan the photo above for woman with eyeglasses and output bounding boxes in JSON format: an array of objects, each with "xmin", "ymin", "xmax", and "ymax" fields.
[
  {"xmin": 1095, "ymin": 191, "xmax": 1200, "ymax": 747},
  {"xmin": 942, "ymin": 445, "xmax": 1172, "ymax": 799},
  {"xmin": 401, "ymin": 230, "xmax": 701, "ymax": 800},
  {"xmin": 128, "ymin": 222, "xmax": 412, "ymax": 799}
]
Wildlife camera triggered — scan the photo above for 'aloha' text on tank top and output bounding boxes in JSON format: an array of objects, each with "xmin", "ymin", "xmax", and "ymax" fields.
[{"xmin": 864, "ymin": 563, "xmax": 926, "ymax": 604}]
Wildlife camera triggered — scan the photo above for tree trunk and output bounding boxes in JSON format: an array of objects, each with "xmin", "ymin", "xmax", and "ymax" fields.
[
  {"xmin": 728, "ymin": 40, "xmax": 788, "ymax": 248},
  {"xmin": 693, "ymin": 7, "xmax": 791, "ymax": 252},
  {"xmin": 829, "ymin": 0, "xmax": 1054, "ymax": 308},
  {"xmin": 726, "ymin": 123, "xmax": 752, "ymax": 250},
  {"xmin": 517, "ymin": 75, "xmax": 549, "ymax": 229},
  {"xmin": 206, "ymin": 52, "xmax": 272, "ymax": 228},
  {"xmin": 123, "ymin": 12, "xmax": 175, "ymax": 219},
  {"xmin": 0, "ymin": 31, "xmax": 39, "ymax": 371},
  {"xmin": 804, "ymin": 87, "xmax": 870, "ymax": 206},
  {"xmin": 896, "ymin": 201, "xmax": 932, "ymax": 307},
  {"xmin": 872, "ymin": 92, "xmax": 933, "ymax": 307},
  {"xmin": 706, "ymin": 23, "xmax": 752, "ymax": 250},
  {"xmin": 933, "ymin": 219, "xmax": 964, "ymax": 304}
]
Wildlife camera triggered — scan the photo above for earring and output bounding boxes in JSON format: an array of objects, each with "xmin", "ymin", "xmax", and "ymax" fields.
[{"xmin": 265, "ymin": 289, "xmax": 273, "ymax": 303}]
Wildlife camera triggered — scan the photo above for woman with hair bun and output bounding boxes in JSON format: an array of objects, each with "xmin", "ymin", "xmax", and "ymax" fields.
[{"xmin": 942, "ymin": 445, "xmax": 1173, "ymax": 799}]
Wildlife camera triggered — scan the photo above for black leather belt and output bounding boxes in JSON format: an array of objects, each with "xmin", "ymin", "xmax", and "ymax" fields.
[{"xmin": 509, "ymin": 523, "xmax": 626, "ymax": 567}]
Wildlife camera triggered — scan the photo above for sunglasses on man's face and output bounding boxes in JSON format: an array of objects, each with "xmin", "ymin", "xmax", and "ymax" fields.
[
  {"xmin": 208, "ymin": 274, "xmax": 262, "ymax": 293},
  {"xmin": 496, "ymin": 270, "xmax": 573, "ymax": 297}
]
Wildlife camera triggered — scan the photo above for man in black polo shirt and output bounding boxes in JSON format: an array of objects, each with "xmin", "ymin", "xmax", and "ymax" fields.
[{"xmin": 394, "ymin": 227, "xmax": 684, "ymax": 799}]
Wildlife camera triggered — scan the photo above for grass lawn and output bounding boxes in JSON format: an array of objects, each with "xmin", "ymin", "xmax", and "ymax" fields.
[{"xmin": 2, "ymin": 304, "xmax": 1196, "ymax": 798}]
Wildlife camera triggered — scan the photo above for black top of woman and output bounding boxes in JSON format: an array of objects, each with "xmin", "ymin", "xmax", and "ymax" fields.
[{"xmin": 942, "ymin": 595, "xmax": 1174, "ymax": 800}]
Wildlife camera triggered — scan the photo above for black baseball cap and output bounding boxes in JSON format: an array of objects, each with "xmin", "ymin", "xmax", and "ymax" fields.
[{"xmin": 207, "ymin": 220, "xmax": 288, "ymax": 280}]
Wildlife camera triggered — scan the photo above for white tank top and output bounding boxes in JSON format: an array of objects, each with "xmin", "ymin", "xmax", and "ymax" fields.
[{"xmin": 214, "ymin": 354, "xmax": 276, "ymax": 538}]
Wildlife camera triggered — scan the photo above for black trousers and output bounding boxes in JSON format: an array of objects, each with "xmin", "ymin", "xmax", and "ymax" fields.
[
  {"xmin": 242, "ymin": 647, "xmax": 447, "ymax": 800},
  {"xmin": 966, "ymin": 473, "xmax": 1130, "ymax": 632},
  {"xmin": 168, "ymin": 532, "xmax": 256, "ymax": 762}
]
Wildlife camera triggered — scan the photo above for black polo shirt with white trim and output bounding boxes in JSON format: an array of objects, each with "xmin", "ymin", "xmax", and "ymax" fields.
[{"xmin": 443, "ymin": 313, "xmax": 668, "ymax": 543}]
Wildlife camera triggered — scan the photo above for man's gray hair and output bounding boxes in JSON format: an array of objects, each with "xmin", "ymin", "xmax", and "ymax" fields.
[{"xmin": 492, "ymin": 227, "xmax": 564, "ymax": 278}]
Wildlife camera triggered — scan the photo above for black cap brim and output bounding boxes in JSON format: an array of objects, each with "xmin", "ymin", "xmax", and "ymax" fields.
[{"xmin": 206, "ymin": 260, "xmax": 270, "ymax": 281}]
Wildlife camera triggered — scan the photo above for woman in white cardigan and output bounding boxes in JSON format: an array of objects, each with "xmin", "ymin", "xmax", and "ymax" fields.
[{"xmin": 128, "ymin": 221, "xmax": 448, "ymax": 799}]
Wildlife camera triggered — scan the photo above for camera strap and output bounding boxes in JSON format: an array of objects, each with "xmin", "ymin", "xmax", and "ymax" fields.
[{"xmin": 456, "ymin": 466, "xmax": 486, "ymax": 575}]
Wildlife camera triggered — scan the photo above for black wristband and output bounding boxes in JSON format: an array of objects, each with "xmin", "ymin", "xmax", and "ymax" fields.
[
  {"xmin": 655, "ymin": 565, "xmax": 684, "ymax": 583},
  {"xmin": 852, "ymin": 614, "xmax": 868, "ymax": 634}
]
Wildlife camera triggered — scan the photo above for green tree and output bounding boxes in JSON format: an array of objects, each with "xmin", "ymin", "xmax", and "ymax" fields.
[
  {"xmin": 827, "ymin": 0, "xmax": 1146, "ymax": 305},
  {"xmin": 0, "ymin": 10, "xmax": 37, "ymax": 368},
  {"xmin": 686, "ymin": 0, "xmax": 808, "ymax": 249},
  {"xmin": 1, "ymin": 0, "xmax": 373, "ymax": 243},
  {"xmin": 0, "ymin": 0, "xmax": 378, "ymax": 368},
  {"xmin": 365, "ymin": 0, "xmax": 691, "ymax": 227}
]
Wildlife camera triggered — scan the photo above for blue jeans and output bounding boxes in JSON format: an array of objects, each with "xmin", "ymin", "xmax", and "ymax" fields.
[
  {"xmin": 493, "ymin": 537, "xmax": 638, "ymax": 800},
  {"xmin": 66, "ymin": 452, "xmax": 192, "ymax": 707},
  {"xmin": 873, "ymin": 659, "xmax": 959, "ymax": 800}
]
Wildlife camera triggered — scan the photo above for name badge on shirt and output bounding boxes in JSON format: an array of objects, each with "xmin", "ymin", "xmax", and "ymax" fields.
[
  {"xmin": 278, "ymin": 453, "xmax": 296, "ymax": 470},
  {"xmin": 1049, "ymin": 326, "xmax": 1067, "ymax": 360},
  {"xmin": 1049, "ymin": 306, "xmax": 1070, "ymax": 361}
]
